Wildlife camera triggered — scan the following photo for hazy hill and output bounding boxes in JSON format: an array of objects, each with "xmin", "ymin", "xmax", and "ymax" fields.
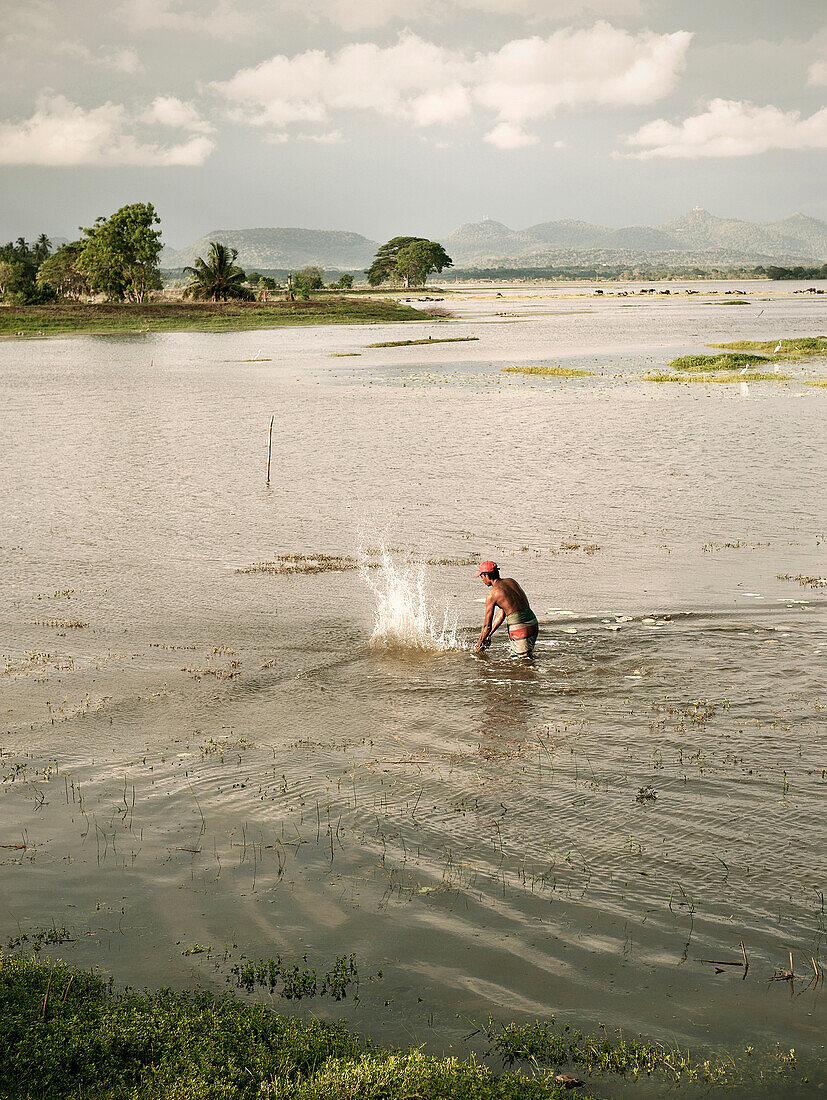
[
  {"xmin": 162, "ymin": 227, "xmax": 379, "ymax": 271},
  {"xmin": 444, "ymin": 208, "xmax": 827, "ymax": 266}
]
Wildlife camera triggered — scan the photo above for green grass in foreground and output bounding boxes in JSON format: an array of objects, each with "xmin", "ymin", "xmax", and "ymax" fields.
[
  {"xmin": 0, "ymin": 298, "xmax": 431, "ymax": 337},
  {"xmin": 501, "ymin": 365, "xmax": 593, "ymax": 378},
  {"xmin": 646, "ymin": 371, "xmax": 792, "ymax": 383},
  {"xmin": 669, "ymin": 352, "xmax": 769, "ymax": 371},
  {"xmin": 0, "ymin": 954, "xmax": 600, "ymax": 1100},
  {"xmin": 365, "ymin": 336, "xmax": 478, "ymax": 348},
  {"xmin": 710, "ymin": 336, "xmax": 827, "ymax": 358}
]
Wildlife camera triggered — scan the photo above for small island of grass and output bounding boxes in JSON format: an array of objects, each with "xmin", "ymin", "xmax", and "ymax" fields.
[
  {"xmin": 645, "ymin": 371, "xmax": 792, "ymax": 383},
  {"xmin": 501, "ymin": 365, "xmax": 593, "ymax": 378},
  {"xmin": 365, "ymin": 336, "xmax": 477, "ymax": 348},
  {"xmin": 668, "ymin": 352, "xmax": 769, "ymax": 371}
]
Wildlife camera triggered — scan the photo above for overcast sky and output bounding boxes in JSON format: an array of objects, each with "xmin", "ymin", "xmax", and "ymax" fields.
[{"xmin": 1, "ymin": 0, "xmax": 825, "ymax": 247}]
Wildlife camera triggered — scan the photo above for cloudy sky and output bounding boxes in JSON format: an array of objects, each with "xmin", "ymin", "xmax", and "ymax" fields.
[{"xmin": 1, "ymin": 0, "xmax": 825, "ymax": 246}]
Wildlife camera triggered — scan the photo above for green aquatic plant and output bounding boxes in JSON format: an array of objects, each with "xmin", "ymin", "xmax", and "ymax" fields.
[
  {"xmin": 668, "ymin": 353, "xmax": 769, "ymax": 371},
  {"xmin": 0, "ymin": 954, "xmax": 598, "ymax": 1099},
  {"xmin": 501, "ymin": 365, "xmax": 593, "ymax": 378},
  {"xmin": 481, "ymin": 1016, "xmax": 730, "ymax": 1084}
]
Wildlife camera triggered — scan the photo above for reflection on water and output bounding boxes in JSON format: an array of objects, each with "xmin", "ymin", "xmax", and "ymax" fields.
[{"xmin": 0, "ymin": 285, "xmax": 825, "ymax": 1094}]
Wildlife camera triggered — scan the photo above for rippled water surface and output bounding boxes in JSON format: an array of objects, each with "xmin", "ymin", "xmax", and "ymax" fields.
[{"xmin": 1, "ymin": 283, "xmax": 825, "ymax": 1094}]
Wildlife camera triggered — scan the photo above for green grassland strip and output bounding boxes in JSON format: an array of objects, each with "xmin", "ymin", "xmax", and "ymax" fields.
[
  {"xmin": 0, "ymin": 954, "xmax": 601, "ymax": 1100},
  {"xmin": 668, "ymin": 353, "xmax": 769, "ymax": 371},
  {"xmin": 709, "ymin": 337, "xmax": 827, "ymax": 358},
  {"xmin": 0, "ymin": 299, "xmax": 432, "ymax": 338},
  {"xmin": 645, "ymin": 372, "xmax": 793, "ymax": 383},
  {"xmin": 501, "ymin": 365, "xmax": 594, "ymax": 378},
  {"xmin": 365, "ymin": 336, "xmax": 479, "ymax": 348},
  {"xmin": 804, "ymin": 378, "xmax": 827, "ymax": 387}
]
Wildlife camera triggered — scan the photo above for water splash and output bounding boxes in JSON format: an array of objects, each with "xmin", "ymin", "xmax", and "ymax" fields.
[{"xmin": 360, "ymin": 545, "xmax": 462, "ymax": 651}]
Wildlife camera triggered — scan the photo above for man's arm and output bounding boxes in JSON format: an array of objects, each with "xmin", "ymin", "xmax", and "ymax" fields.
[{"xmin": 474, "ymin": 592, "xmax": 499, "ymax": 653}]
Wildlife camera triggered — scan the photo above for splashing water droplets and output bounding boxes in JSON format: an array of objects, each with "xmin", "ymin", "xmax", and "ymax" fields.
[{"xmin": 360, "ymin": 546, "xmax": 461, "ymax": 651}]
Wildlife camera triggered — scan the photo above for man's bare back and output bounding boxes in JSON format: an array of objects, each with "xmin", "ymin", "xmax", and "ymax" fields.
[{"xmin": 474, "ymin": 562, "xmax": 538, "ymax": 657}]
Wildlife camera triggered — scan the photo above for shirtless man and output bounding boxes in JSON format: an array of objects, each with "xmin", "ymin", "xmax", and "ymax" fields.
[{"xmin": 473, "ymin": 561, "xmax": 539, "ymax": 658}]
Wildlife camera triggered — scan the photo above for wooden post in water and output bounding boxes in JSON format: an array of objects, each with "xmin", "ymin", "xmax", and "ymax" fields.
[{"xmin": 266, "ymin": 414, "xmax": 274, "ymax": 484}]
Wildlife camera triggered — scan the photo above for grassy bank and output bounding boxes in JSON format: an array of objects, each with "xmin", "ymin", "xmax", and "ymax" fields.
[
  {"xmin": 0, "ymin": 954, "xmax": 602, "ymax": 1100},
  {"xmin": 0, "ymin": 298, "xmax": 432, "ymax": 338}
]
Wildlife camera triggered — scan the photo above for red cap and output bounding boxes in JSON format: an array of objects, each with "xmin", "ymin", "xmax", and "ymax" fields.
[{"xmin": 476, "ymin": 560, "xmax": 497, "ymax": 576}]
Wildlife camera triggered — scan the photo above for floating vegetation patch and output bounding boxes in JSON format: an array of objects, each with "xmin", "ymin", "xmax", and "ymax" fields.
[
  {"xmin": 711, "ymin": 337, "xmax": 827, "ymax": 358},
  {"xmin": 481, "ymin": 1017, "xmax": 732, "ymax": 1084},
  {"xmin": 645, "ymin": 372, "xmax": 791, "ymax": 384},
  {"xmin": 501, "ymin": 365, "xmax": 593, "ymax": 378},
  {"xmin": 237, "ymin": 553, "xmax": 474, "ymax": 576},
  {"xmin": 777, "ymin": 573, "xmax": 826, "ymax": 589},
  {"xmin": 330, "ymin": 352, "xmax": 361, "ymax": 357},
  {"xmin": 805, "ymin": 378, "xmax": 827, "ymax": 387},
  {"xmin": 3, "ymin": 651, "xmax": 74, "ymax": 676},
  {"xmin": 669, "ymin": 353, "xmax": 769, "ymax": 371},
  {"xmin": 31, "ymin": 619, "xmax": 87, "ymax": 629},
  {"xmin": 228, "ymin": 952, "xmax": 374, "ymax": 1002},
  {"xmin": 365, "ymin": 336, "xmax": 478, "ymax": 348},
  {"xmin": 237, "ymin": 554, "xmax": 358, "ymax": 575}
]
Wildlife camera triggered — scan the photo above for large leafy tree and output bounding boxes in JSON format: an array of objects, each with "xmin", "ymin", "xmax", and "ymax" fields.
[
  {"xmin": 183, "ymin": 242, "xmax": 254, "ymax": 301},
  {"xmin": 78, "ymin": 202, "xmax": 163, "ymax": 302},
  {"xmin": 366, "ymin": 237, "xmax": 452, "ymax": 288},
  {"xmin": 36, "ymin": 243, "xmax": 89, "ymax": 300}
]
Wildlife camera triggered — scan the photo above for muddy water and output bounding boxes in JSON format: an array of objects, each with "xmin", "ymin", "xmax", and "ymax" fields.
[{"xmin": 1, "ymin": 283, "xmax": 825, "ymax": 1094}]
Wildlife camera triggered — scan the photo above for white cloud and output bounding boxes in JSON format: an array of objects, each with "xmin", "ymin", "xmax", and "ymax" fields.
[
  {"xmin": 624, "ymin": 98, "xmax": 827, "ymax": 158},
  {"xmin": 214, "ymin": 24, "xmax": 691, "ymax": 146},
  {"xmin": 809, "ymin": 58, "xmax": 827, "ymax": 86},
  {"xmin": 55, "ymin": 42, "xmax": 144, "ymax": 73},
  {"xmin": 118, "ymin": 0, "xmax": 251, "ymax": 37},
  {"xmin": 297, "ymin": 130, "xmax": 343, "ymax": 143},
  {"xmin": 484, "ymin": 122, "xmax": 538, "ymax": 148},
  {"xmin": 0, "ymin": 95, "xmax": 215, "ymax": 166},
  {"xmin": 144, "ymin": 95, "xmax": 214, "ymax": 132}
]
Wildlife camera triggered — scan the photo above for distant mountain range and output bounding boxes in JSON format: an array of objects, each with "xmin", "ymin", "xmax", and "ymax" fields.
[
  {"xmin": 443, "ymin": 209, "xmax": 827, "ymax": 267},
  {"xmin": 162, "ymin": 228, "xmax": 378, "ymax": 271},
  {"xmin": 160, "ymin": 209, "xmax": 827, "ymax": 272}
]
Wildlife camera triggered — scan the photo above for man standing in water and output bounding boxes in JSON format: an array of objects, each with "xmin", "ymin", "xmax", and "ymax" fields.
[{"xmin": 474, "ymin": 561, "xmax": 539, "ymax": 658}]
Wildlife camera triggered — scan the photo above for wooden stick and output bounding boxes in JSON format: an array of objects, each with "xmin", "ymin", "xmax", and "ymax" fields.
[
  {"xmin": 812, "ymin": 957, "xmax": 820, "ymax": 981},
  {"xmin": 266, "ymin": 414, "xmax": 274, "ymax": 484},
  {"xmin": 740, "ymin": 940, "xmax": 749, "ymax": 972},
  {"xmin": 700, "ymin": 958, "xmax": 743, "ymax": 966},
  {"xmin": 41, "ymin": 971, "xmax": 53, "ymax": 1019},
  {"xmin": 60, "ymin": 974, "xmax": 74, "ymax": 1004},
  {"xmin": 789, "ymin": 951, "xmax": 794, "ymax": 978}
]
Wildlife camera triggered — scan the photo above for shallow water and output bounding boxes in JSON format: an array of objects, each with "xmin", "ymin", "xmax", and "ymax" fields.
[{"xmin": 1, "ymin": 282, "xmax": 825, "ymax": 1094}]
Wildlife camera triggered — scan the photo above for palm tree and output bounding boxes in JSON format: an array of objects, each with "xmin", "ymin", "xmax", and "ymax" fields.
[
  {"xmin": 34, "ymin": 234, "xmax": 52, "ymax": 263},
  {"xmin": 182, "ymin": 242, "xmax": 253, "ymax": 301}
]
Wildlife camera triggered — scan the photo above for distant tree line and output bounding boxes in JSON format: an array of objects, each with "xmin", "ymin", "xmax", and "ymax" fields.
[{"xmin": 754, "ymin": 264, "xmax": 827, "ymax": 280}]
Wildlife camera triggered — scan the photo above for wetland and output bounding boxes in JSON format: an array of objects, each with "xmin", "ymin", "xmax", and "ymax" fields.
[{"xmin": 1, "ymin": 279, "xmax": 825, "ymax": 1096}]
